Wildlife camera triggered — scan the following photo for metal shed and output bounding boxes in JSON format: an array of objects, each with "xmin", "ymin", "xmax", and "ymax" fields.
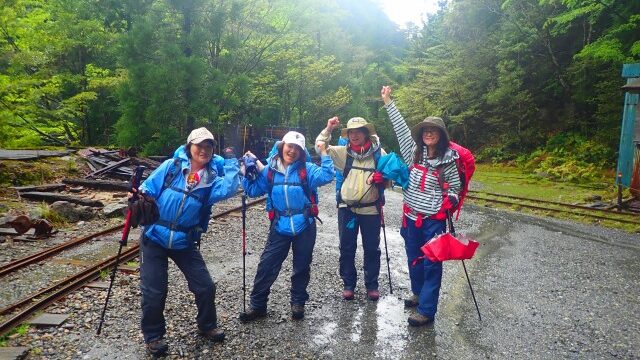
[{"xmin": 616, "ymin": 63, "xmax": 640, "ymax": 198}]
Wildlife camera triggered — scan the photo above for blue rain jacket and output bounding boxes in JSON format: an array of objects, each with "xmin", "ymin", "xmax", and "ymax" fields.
[
  {"xmin": 377, "ymin": 152, "xmax": 410, "ymax": 189},
  {"xmin": 140, "ymin": 146, "xmax": 241, "ymax": 249},
  {"xmin": 243, "ymin": 155, "xmax": 335, "ymax": 236},
  {"xmin": 264, "ymin": 141, "xmax": 314, "ymax": 212}
]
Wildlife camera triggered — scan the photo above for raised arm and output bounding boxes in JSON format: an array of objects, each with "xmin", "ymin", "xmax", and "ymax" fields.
[
  {"xmin": 315, "ymin": 116, "xmax": 347, "ymax": 170},
  {"xmin": 315, "ymin": 116, "xmax": 340, "ymax": 152},
  {"xmin": 209, "ymin": 158, "xmax": 241, "ymax": 203},
  {"xmin": 381, "ymin": 86, "xmax": 416, "ymax": 165},
  {"xmin": 308, "ymin": 140, "xmax": 336, "ymax": 189}
]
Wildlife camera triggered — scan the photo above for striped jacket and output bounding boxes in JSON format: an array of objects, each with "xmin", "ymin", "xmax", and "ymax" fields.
[{"xmin": 384, "ymin": 101, "xmax": 461, "ymax": 220}]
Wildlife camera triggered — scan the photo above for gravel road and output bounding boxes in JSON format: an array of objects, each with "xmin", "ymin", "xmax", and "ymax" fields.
[{"xmin": 3, "ymin": 184, "xmax": 639, "ymax": 359}]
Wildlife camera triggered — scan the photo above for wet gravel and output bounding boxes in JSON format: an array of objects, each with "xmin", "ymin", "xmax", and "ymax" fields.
[{"xmin": 2, "ymin": 185, "xmax": 640, "ymax": 359}]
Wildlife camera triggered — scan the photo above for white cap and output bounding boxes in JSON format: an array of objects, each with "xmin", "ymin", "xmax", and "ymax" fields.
[
  {"xmin": 187, "ymin": 127, "xmax": 214, "ymax": 144},
  {"xmin": 282, "ymin": 131, "xmax": 306, "ymax": 150}
]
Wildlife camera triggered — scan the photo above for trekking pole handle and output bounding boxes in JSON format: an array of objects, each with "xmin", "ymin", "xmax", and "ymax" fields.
[
  {"xmin": 121, "ymin": 166, "xmax": 145, "ymax": 246},
  {"xmin": 446, "ymin": 210, "xmax": 456, "ymax": 236}
]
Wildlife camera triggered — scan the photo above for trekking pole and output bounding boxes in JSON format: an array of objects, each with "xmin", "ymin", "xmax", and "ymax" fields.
[
  {"xmin": 378, "ymin": 203, "xmax": 393, "ymax": 294},
  {"xmin": 97, "ymin": 166, "xmax": 145, "ymax": 335},
  {"xmin": 241, "ymin": 194, "xmax": 247, "ymax": 312},
  {"xmin": 447, "ymin": 212, "xmax": 481, "ymax": 321}
]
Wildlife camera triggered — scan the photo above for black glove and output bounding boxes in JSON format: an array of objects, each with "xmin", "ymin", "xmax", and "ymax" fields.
[
  {"xmin": 222, "ymin": 147, "xmax": 237, "ymax": 159},
  {"xmin": 128, "ymin": 194, "xmax": 160, "ymax": 228}
]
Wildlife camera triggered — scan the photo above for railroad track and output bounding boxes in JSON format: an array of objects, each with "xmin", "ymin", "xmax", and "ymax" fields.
[
  {"xmin": 0, "ymin": 196, "xmax": 266, "ymax": 337},
  {"xmin": 468, "ymin": 191, "xmax": 640, "ymax": 225}
]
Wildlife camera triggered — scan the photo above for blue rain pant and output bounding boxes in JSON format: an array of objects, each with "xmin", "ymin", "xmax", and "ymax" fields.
[
  {"xmin": 249, "ymin": 221, "xmax": 317, "ymax": 310},
  {"xmin": 400, "ymin": 217, "xmax": 446, "ymax": 318},
  {"xmin": 139, "ymin": 235, "xmax": 217, "ymax": 343},
  {"xmin": 338, "ymin": 207, "xmax": 382, "ymax": 291}
]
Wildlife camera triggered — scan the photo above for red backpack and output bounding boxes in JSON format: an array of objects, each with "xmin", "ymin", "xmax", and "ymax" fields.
[{"xmin": 445, "ymin": 141, "xmax": 475, "ymax": 220}]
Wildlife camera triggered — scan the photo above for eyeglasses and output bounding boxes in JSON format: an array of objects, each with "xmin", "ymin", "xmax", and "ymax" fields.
[
  {"xmin": 194, "ymin": 142, "xmax": 214, "ymax": 152},
  {"xmin": 422, "ymin": 128, "xmax": 439, "ymax": 135}
]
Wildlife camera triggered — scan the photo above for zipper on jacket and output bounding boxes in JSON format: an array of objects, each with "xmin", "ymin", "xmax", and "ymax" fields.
[
  {"xmin": 283, "ymin": 169, "xmax": 297, "ymax": 235},
  {"xmin": 168, "ymin": 191, "xmax": 189, "ymax": 248}
]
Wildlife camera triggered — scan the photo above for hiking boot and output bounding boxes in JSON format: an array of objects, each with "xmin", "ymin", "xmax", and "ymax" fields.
[
  {"xmin": 238, "ymin": 307, "xmax": 267, "ymax": 323},
  {"xmin": 342, "ymin": 289, "xmax": 355, "ymax": 300},
  {"xmin": 408, "ymin": 313, "xmax": 433, "ymax": 327},
  {"xmin": 404, "ymin": 294, "xmax": 419, "ymax": 308},
  {"xmin": 146, "ymin": 338, "xmax": 169, "ymax": 357},
  {"xmin": 367, "ymin": 289, "xmax": 380, "ymax": 301},
  {"xmin": 291, "ymin": 304, "xmax": 305, "ymax": 320},
  {"xmin": 201, "ymin": 327, "xmax": 225, "ymax": 343}
]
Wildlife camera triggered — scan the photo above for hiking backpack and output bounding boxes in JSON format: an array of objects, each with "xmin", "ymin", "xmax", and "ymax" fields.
[
  {"xmin": 266, "ymin": 165, "xmax": 321, "ymax": 223},
  {"xmin": 440, "ymin": 142, "xmax": 475, "ymax": 220}
]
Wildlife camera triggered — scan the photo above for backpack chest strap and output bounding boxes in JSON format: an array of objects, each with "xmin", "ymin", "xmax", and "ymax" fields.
[{"xmin": 168, "ymin": 185, "xmax": 207, "ymax": 204}]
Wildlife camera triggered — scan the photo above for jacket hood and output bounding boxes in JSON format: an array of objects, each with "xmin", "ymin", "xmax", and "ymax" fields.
[
  {"xmin": 422, "ymin": 146, "xmax": 459, "ymax": 167},
  {"xmin": 173, "ymin": 145, "xmax": 218, "ymax": 184},
  {"xmin": 347, "ymin": 134, "xmax": 381, "ymax": 161},
  {"xmin": 268, "ymin": 156, "xmax": 305, "ymax": 175}
]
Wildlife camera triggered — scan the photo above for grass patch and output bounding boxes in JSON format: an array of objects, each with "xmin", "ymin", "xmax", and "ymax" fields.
[
  {"xmin": 37, "ymin": 202, "xmax": 68, "ymax": 227},
  {"xmin": 472, "ymin": 163, "xmax": 616, "ymax": 204},
  {"xmin": 470, "ymin": 163, "xmax": 638, "ymax": 232},
  {"xmin": 0, "ymin": 155, "xmax": 83, "ymax": 186},
  {"xmin": 0, "ymin": 324, "xmax": 29, "ymax": 347}
]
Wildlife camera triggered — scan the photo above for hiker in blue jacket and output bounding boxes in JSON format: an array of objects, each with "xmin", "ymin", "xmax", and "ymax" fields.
[
  {"xmin": 133, "ymin": 127, "xmax": 240, "ymax": 356},
  {"xmin": 239, "ymin": 131, "xmax": 335, "ymax": 321}
]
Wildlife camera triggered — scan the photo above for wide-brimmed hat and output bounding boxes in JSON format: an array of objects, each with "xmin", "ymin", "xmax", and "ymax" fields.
[
  {"xmin": 187, "ymin": 127, "xmax": 215, "ymax": 145},
  {"xmin": 341, "ymin": 117, "xmax": 377, "ymax": 137},
  {"xmin": 282, "ymin": 131, "xmax": 306, "ymax": 151},
  {"xmin": 410, "ymin": 117, "xmax": 449, "ymax": 145}
]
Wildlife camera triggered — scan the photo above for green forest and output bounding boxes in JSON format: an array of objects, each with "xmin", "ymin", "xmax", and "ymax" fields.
[{"xmin": 1, "ymin": 0, "xmax": 639, "ymax": 180}]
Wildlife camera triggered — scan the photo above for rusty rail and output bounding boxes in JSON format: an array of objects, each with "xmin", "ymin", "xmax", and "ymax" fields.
[
  {"xmin": 469, "ymin": 191, "xmax": 638, "ymax": 217},
  {"xmin": 0, "ymin": 225, "xmax": 123, "ymax": 277},
  {"xmin": 468, "ymin": 194, "xmax": 640, "ymax": 225},
  {"xmin": 0, "ymin": 196, "xmax": 266, "ymax": 336}
]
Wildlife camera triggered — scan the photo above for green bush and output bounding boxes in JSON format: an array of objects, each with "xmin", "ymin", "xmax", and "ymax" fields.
[
  {"xmin": 476, "ymin": 145, "xmax": 517, "ymax": 163},
  {"xmin": 516, "ymin": 133, "xmax": 614, "ymax": 183}
]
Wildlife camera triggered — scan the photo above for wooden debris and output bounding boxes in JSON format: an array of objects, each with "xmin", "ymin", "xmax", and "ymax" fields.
[
  {"xmin": 0, "ymin": 149, "xmax": 73, "ymax": 160},
  {"xmin": 85, "ymin": 158, "xmax": 131, "ymax": 179},
  {"xmin": 12, "ymin": 184, "xmax": 66, "ymax": 193},
  {"xmin": 62, "ymin": 178, "xmax": 130, "ymax": 191},
  {"xmin": 19, "ymin": 191, "xmax": 104, "ymax": 207}
]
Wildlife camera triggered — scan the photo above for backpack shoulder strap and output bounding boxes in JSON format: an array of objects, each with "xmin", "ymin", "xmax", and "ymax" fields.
[
  {"xmin": 436, "ymin": 159, "xmax": 461, "ymax": 191},
  {"xmin": 267, "ymin": 166, "xmax": 275, "ymax": 196},
  {"xmin": 161, "ymin": 158, "xmax": 182, "ymax": 194},
  {"xmin": 298, "ymin": 166, "xmax": 314, "ymax": 203},
  {"xmin": 342, "ymin": 155, "xmax": 355, "ymax": 182},
  {"xmin": 342, "ymin": 147, "xmax": 380, "ymax": 182}
]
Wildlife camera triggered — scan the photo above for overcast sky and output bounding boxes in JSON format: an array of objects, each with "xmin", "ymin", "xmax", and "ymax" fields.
[{"xmin": 378, "ymin": 0, "xmax": 442, "ymax": 27}]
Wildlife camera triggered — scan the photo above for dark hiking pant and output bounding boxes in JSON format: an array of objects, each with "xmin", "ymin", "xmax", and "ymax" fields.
[
  {"xmin": 338, "ymin": 207, "xmax": 381, "ymax": 291},
  {"xmin": 249, "ymin": 222, "xmax": 317, "ymax": 310},
  {"xmin": 139, "ymin": 235, "xmax": 217, "ymax": 343}
]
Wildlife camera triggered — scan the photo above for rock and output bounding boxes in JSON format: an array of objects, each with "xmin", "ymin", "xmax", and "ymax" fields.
[
  {"xmin": 51, "ymin": 201, "xmax": 96, "ymax": 222},
  {"xmin": 102, "ymin": 203, "xmax": 128, "ymax": 218}
]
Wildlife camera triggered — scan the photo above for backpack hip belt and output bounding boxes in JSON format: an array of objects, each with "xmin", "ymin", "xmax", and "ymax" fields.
[
  {"xmin": 155, "ymin": 219, "xmax": 200, "ymax": 235},
  {"xmin": 402, "ymin": 203, "xmax": 445, "ymax": 228},
  {"xmin": 344, "ymin": 199, "xmax": 378, "ymax": 209}
]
